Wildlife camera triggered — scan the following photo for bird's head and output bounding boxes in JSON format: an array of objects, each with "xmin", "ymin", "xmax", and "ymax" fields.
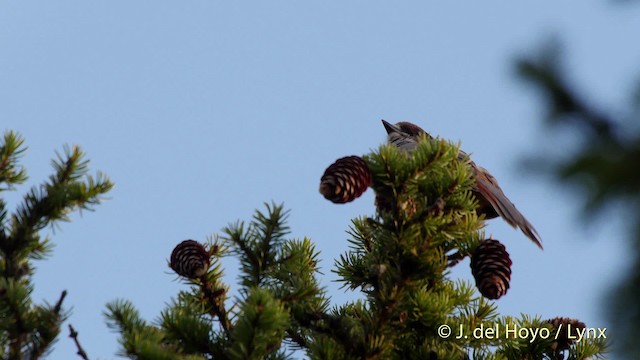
[
  {"xmin": 381, "ymin": 120, "xmax": 428, "ymax": 150},
  {"xmin": 382, "ymin": 120, "xmax": 426, "ymax": 137}
]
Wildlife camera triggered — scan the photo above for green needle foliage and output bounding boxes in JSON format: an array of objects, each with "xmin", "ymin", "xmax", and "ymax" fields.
[
  {"xmin": 0, "ymin": 130, "xmax": 113, "ymax": 359},
  {"xmin": 106, "ymin": 138, "xmax": 606, "ymax": 359}
]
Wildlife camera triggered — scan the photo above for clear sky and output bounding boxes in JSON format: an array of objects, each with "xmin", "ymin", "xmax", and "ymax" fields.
[{"xmin": 2, "ymin": 2, "xmax": 639, "ymax": 359}]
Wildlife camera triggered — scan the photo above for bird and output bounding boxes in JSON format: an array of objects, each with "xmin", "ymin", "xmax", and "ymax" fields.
[{"xmin": 381, "ymin": 119, "xmax": 543, "ymax": 249}]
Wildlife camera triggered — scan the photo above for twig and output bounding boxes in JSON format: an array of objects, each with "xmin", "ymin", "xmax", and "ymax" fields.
[
  {"xmin": 447, "ymin": 251, "xmax": 466, "ymax": 267},
  {"xmin": 286, "ymin": 330, "xmax": 308, "ymax": 348},
  {"xmin": 68, "ymin": 324, "xmax": 89, "ymax": 360},
  {"xmin": 200, "ymin": 277, "xmax": 233, "ymax": 336},
  {"xmin": 54, "ymin": 290, "xmax": 67, "ymax": 314}
]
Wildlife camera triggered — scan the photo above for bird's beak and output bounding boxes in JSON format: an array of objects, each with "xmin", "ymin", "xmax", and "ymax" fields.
[{"xmin": 381, "ymin": 119, "xmax": 400, "ymax": 134}]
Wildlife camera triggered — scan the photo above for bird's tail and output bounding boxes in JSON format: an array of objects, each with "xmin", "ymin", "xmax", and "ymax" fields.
[{"xmin": 474, "ymin": 166, "xmax": 543, "ymax": 250}]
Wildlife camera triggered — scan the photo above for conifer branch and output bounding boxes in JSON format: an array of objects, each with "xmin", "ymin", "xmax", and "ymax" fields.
[
  {"xmin": 0, "ymin": 131, "xmax": 28, "ymax": 191},
  {"xmin": 516, "ymin": 42, "xmax": 617, "ymax": 140},
  {"xmin": 0, "ymin": 133, "xmax": 112, "ymax": 359}
]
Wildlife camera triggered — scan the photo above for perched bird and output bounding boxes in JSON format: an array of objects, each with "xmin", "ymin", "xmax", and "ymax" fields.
[{"xmin": 382, "ymin": 119, "xmax": 543, "ymax": 249}]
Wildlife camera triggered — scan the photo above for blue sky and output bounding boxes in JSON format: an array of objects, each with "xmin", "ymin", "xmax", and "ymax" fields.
[{"xmin": 2, "ymin": 2, "xmax": 639, "ymax": 358}]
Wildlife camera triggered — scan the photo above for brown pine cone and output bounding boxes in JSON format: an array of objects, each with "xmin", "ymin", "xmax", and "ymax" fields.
[
  {"xmin": 320, "ymin": 155, "xmax": 371, "ymax": 204},
  {"xmin": 545, "ymin": 317, "xmax": 586, "ymax": 352},
  {"xmin": 170, "ymin": 240, "xmax": 210, "ymax": 278},
  {"xmin": 470, "ymin": 239, "xmax": 512, "ymax": 299}
]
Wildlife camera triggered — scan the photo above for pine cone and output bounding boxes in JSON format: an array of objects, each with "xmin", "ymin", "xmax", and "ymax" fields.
[
  {"xmin": 170, "ymin": 240, "xmax": 210, "ymax": 278},
  {"xmin": 320, "ymin": 156, "xmax": 371, "ymax": 204},
  {"xmin": 545, "ymin": 317, "xmax": 586, "ymax": 352},
  {"xmin": 470, "ymin": 239, "xmax": 512, "ymax": 299}
]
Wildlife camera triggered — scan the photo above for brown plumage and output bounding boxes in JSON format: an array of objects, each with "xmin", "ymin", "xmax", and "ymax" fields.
[{"xmin": 382, "ymin": 119, "xmax": 543, "ymax": 249}]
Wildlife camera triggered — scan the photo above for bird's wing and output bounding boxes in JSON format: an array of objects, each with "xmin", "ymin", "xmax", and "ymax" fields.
[{"xmin": 473, "ymin": 164, "xmax": 543, "ymax": 249}]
